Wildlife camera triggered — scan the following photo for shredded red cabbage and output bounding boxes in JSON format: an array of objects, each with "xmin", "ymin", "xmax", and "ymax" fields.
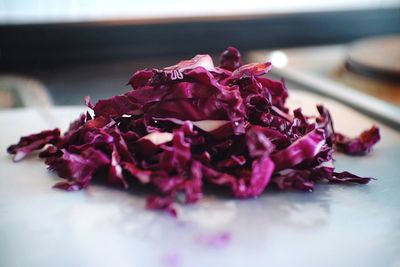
[{"xmin": 7, "ymin": 47, "xmax": 380, "ymax": 215}]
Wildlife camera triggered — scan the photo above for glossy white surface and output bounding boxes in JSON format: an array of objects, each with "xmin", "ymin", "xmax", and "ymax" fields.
[
  {"xmin": 1, "ymin": 90, "xmax": 399, "ymax": 267},
  {"xmin": 1, "ymin": 0, "xmax": 398, "ymax": 25}
]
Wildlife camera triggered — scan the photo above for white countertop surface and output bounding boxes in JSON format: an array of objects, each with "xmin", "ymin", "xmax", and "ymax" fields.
[
  {"xmin": 1, "ymin": 0, "xmax": 398, "ymax": 25},
  {"xmin": 1, "ymin": 90, "xmax": 399, "ymax": 267}
]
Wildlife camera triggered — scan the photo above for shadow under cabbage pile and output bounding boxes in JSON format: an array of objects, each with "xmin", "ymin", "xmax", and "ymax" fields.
[{"xmin": 7, "ymin": 47, "xmax": 380, "ymax": 215}]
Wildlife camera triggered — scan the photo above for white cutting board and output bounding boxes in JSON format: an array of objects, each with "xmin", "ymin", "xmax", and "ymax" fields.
[{"xmin": 1, "ymin": 90, "xmax": 399, "ymax": 267}]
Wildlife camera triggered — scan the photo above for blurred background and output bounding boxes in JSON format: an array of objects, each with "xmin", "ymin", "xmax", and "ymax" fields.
[{"xmin": 0, "ymin": 0, "xmax": 399, "ymax": 109}]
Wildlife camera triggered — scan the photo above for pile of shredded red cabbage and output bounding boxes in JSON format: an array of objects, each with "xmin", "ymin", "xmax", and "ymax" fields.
[{"xmin": 7, "ymin": 47, "xmax": 380, "ymax": 215}]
